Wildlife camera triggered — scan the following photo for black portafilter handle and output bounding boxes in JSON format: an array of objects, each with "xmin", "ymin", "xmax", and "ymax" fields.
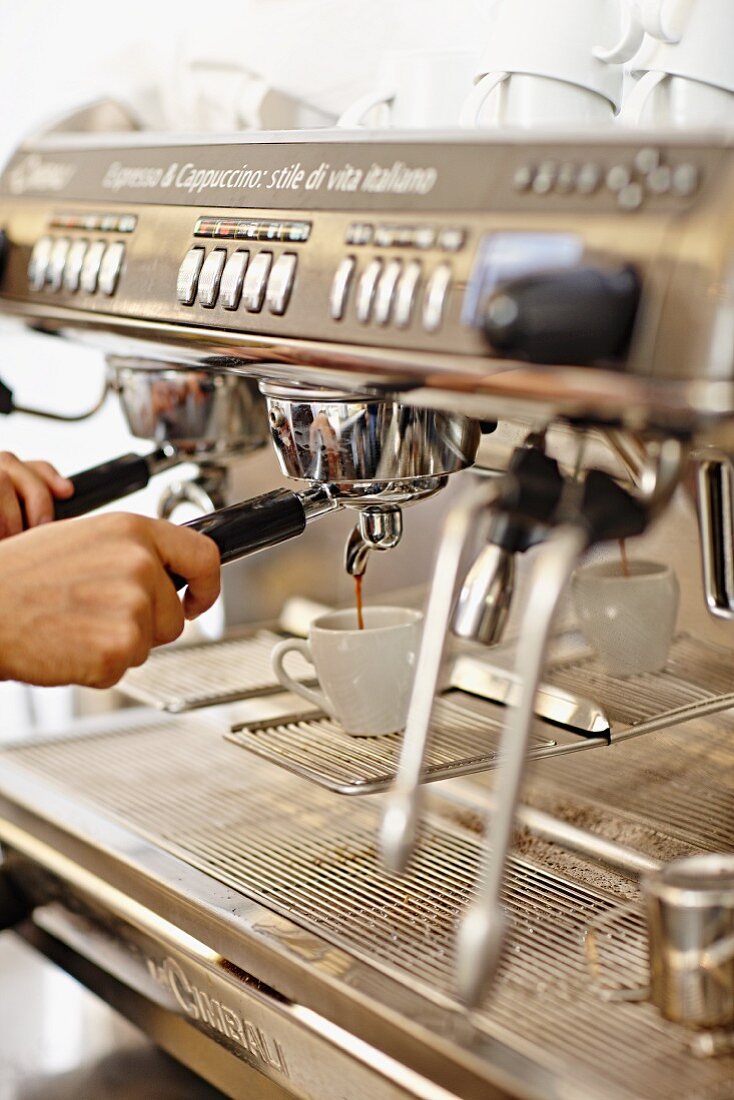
[
  {"xmin": 169, "ymin": 487, "xmax": 320, "ymax": 591},
  {"xmin": 53, "ymin": 450, "xmax": 175, "ymax": 520}
]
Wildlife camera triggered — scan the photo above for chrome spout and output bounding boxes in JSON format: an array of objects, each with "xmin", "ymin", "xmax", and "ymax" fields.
[{"xmin": 452, "ymin": 543, "xmax": 516, "ymax": 646}]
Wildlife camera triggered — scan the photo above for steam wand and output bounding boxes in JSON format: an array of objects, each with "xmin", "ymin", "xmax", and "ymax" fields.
[{"xmin": 455, "ymin": 442, "xmax": 686, "ymax": 1008}]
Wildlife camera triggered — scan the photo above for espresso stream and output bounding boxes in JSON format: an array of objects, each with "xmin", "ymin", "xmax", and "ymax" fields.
[
  {"xmin": 619, "ymin": 538, "xmax": 630, "ymax": 578},
  {"xmin": 354, "ymin": 574, "xmax": 365, "ymax": 630}
]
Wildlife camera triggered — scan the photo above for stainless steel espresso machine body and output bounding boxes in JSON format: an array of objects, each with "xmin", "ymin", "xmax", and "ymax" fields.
[{"xmin": 1, "ymin": 128, "xmax": 734, "ymax": 1099}]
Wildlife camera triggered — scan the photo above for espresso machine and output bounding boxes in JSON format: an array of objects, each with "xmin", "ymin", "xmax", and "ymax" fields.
[{"xmin": 0, "ymin": 98, "xmax": 734, "ymax": 1100}]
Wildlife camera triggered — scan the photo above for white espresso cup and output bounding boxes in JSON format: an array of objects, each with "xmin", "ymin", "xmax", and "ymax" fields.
[
  {"xmin": 572, "ymin": 559, "xmax": 680, "ymax": 676},
  {"xmin": 271, "ymin": 606, "xmax": 423, "ymax": 736},
  {"xmin": 460, "ymin": 0, "xmax": 623, "ymax": 128},
  {"xmin": 338, "ymin": 49, "xmax": 478, "ymax": 129},
  {"xmin": 619, "ymin": 0, "xmax": 734, "ymax": 126}
]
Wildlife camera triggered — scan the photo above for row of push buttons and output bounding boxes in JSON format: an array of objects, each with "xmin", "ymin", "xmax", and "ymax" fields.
[
  {"xmin": 345, "ymin": 223, "xmax": 465, "ymax": 251},
  {"xmin": 28, "ymin": 236, "xmax": 125, "ymax": 295},
  {"xmin": 177, "ymin": 246, "xmax": 298, "ymax": 315},
  {"xmin": 512, "ymin": 147, "xmax": 700, "ymax": 211},
  {"xmin": 330, "ymin": 256, "xmax": 452, "ymax": 332}
]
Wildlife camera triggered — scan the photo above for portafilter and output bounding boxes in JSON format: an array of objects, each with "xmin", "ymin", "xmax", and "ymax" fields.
[
  {"xmin": 52, "ymin": 363, "xmax": 270, "ymax": 520},
  {"xmin": 260, "ymin": 383, "xmax": 481, "ymax": 575}
]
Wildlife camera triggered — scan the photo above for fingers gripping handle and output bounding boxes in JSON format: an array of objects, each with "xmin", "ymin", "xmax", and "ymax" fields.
[
  {"xmin": 271, "ymin": 638, "xmax": 329, "ymax": 712},
  {"xmin": 170, "ymin": 488, "xmax": 308, "ymax": 591}
]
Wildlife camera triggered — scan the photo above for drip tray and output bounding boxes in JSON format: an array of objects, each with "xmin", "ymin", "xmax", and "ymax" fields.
[
  {"xmin": 226, "ymin": 690, "xmax": 606, "ymax": 795},
  {"xmin": 119, "ymin": 630, "xmax": 314, "ymax": 712},
  {"xmin": 226, "ymin": 632, "xmax": 734, "ymax": 795}
]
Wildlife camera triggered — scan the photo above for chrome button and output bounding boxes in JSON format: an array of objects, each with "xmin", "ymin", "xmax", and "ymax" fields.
[
  {"xmin": 242, "ymin": 251, "xmax": 273, "ymax": 312},
  {"xmin": 355, "ymin": 258, "xmax": 383, "ymax": 324},
  {"xmin": 394, "ymin": 260, "xmax": 421, "ymax": 329},
  {"xmin": 98, "ymin": 241, "xmax": 125, "ymax": 296},
  {"xmin": 220, "ymin": 250, "xmax": 249, "ymax": 310},
  {"xmin": 373, "ymin": 259, "xmax": 402, "ymax": 326},
  {"xmin": 27, "ymin": 236, "xmax": 52, "ymax": 291},
  {"xmin": 80, "ymin": 240, "xmax": 107, "ymax": 294},
  {"xmin": 197, "ymin": 248, "xmax": 227, "ymax": 308},
  {"xmin": 176, "ymin": 247, "xmax": 205, "ymax": 306},
  {"xmin": 330, "ymin": 256, "xmax": 356, "ymax": 321},
  {"xmin": 267, "ymin": 252, "xmax": 298, "ymax": 315},
  {"xmin": 422, "ymin": 264, "xmax": 452, "ymax": 333},
  {"xmin": 62, "ymin": 239, "xmax": 88, "ymax": 292},
  {"xmin": 46, "ymin": 238, "xmax": 70, "ymax": 291}
]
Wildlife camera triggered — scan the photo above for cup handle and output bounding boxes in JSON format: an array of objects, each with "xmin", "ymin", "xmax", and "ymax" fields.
[
  {"xmin": 459, "ymin": 71, "xmax": 509, "ymax": 129},
  {"xmin": 271, "ymin": 638, "xmax": 331, "ymax": 714},
  {"xmin": 593, "ymin": 2, "xmax": 646, "ymax": 64},
  {"xmin": 338, "ymin": 87, "xmax": 396, "ymax": 128},
  {"xmin": 618, "ymin": 69, "xmax": 667, "ymax": 126}
]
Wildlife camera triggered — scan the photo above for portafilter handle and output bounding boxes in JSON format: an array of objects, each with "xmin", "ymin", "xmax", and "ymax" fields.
[
  {"xmin": 53, "ymin": 449, "xmax": 180, "ymax": 520},
  {"xmin": 170, "ymin": 485, "xmax": 338, "ymax": 591}
]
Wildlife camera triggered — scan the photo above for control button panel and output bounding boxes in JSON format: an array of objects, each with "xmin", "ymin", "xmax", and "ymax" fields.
[
  {"xmin": 79, "ymin": 240, "xmax": 106, "ymax": 294},
  {"xmin": 50, "ymin": 212, "xmax": 137, "ymax": 233},
  {"xmin": 330, "ymin": 256, "xmax": 355, "ymax": 321},
  {"xmin": 47, "ymin": 238, "xmax": 70, "ymax": 291},
  {"xmin": 177, "ymin": 247, "xmax": 206, "ymax": 305},
  {"xmin": 197, "ymin": 248, "xmax": 227, "ymax": 308},
  {"xmin": 511, "ymin": 146, "xmax": 702, "ymax": 210},
  {"xmin": 27, "ymin": 236, "xmax": 52, "ymax": 291},
  {"xmin": 26, "ymin": 209, "xmax": 136, "ymax": 297},
  {"xmin": 356, "ymin": 259, "xmax": 382, "ymax": 324},
  {"xmin": 373, "ymin": 259, "xmax": 402, "ymax": 326},
  {"xmin": 62, "ymin": 239, "xmax": 88, "ymax": 292},
  {"xmin": 195, "ymin": 216, "xmax": 310, "ymax": 243},
  {"xmin": 242, "ymin": 251, "xmax": 273, "ymax": 313},
  {"xmin": 394, "ymin": 260, "xmax": 422, "ymax": 329},
  {"xmin": 220, "ymin": 250, "xmax": 249, "ymax": 310},
  {"xmin": 97, "ymin": 242, "xmax": 126, "ymax": 296},
  {"xmin": 346, "ymin": 222, "xmax": 465, "ymax": 251},
  {"xmin": 267, "ymin": 253, "xmax": 298, "ymax": 315},
  {"xmin": 423, "ymin": 264, "xmax": 452, "ymax": 333}
]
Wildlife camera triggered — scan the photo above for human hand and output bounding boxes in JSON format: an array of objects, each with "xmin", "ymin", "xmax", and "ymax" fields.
[
  {"xmin": 0, "ymin": 451, "xmax": 74, "ymax": 538},
  {"xmin": 0, "ymin": 513, "xmax": 221, "ymax": 688}
]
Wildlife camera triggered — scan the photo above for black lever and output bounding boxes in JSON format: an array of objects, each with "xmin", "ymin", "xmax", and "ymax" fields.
[
  {"xmin": 169, "ymin": 487, "xmax": 322, "ymax": 590},
  {"xmin": 53, "ymin": 449, "xmax": 179, "ymax": 520},
  {"xmin": 483, "ymin": 265, "xmax": 641, "ymax": 366}
]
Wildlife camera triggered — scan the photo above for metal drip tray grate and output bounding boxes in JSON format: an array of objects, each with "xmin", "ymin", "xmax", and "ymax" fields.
[
  {"xmin": 5, "ymin": 717, "xmax": 734, "ymax": 1100},
  {"xmin": 226, "ymin": 690, "xmax": 566, "ymax": 795},
  {"xmin": 545, "ymin": 632, "xmax": 734, "ymax": 739},
  {"xmin": 119, "ymin": 630, "xmax": 313, "ymax": 712},
  {"xmin": 225, "ymin": 632, "xmax": 734, "ymax": 795}
]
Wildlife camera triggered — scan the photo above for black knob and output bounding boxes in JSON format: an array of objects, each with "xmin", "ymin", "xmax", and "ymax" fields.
[{"xmin": 482, "ymin": 265, "xmax": 641, "ymax": 367}]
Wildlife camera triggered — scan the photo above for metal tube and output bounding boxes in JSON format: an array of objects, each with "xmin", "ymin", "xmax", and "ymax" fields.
[
  {"xmin": 455, "ymin": 524, "xmax": 588, "ymax": 1006},
  {"xmin": 380, "ymin": 475, "xmax": 508, "ymax": 874}
]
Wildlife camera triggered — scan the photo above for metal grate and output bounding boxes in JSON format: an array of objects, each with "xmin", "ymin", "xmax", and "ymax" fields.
[
  {"xmin": 118, "ymin": 630, "xmax": 313, "ymax": 712},
  {"xmin": 6, "ymin": 716, "xmax": 734, "ymax": 1100},
  {"xmin": 226, "ymin": 691, "xmax": 563, "ymax": 794},
  {"xmin": 546, "ymin": 633, "xmax": 734, "ymax": 738},
  {"xmin": 224, "ymin": 632, "xmax": 734, "ymax": 796}
]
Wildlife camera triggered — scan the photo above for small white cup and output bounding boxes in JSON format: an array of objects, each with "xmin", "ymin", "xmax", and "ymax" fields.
[
  {"xmin": 619, "ymin": 70, "xmax": 734, "ymax": 127},
  {"xmin": 271, "ymin": 606, "xmax": 423, "ymax": 736},
  {"xmin": 461, "ymin": 0, "xmax": 623, "ymax": 128},
  {"xmin": 572, "ymin": 559, "xmax": 680, "ymax": 676},
  {"xmin": 338, "ymin": 49, "xmax": 478, "ymax": 129}
]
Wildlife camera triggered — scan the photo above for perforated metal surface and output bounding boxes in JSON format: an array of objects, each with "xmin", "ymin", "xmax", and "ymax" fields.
[
  {"xmin": 226, "ymin": 689, "xmax": 570, "ymax": 793},
  {"xmin": 6, "ymin": 716, "xmax": 734, "ymax": 1100},
  {"xmin": 119, "ymin": 631, "xmax": 313, "ymax": 712}
]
